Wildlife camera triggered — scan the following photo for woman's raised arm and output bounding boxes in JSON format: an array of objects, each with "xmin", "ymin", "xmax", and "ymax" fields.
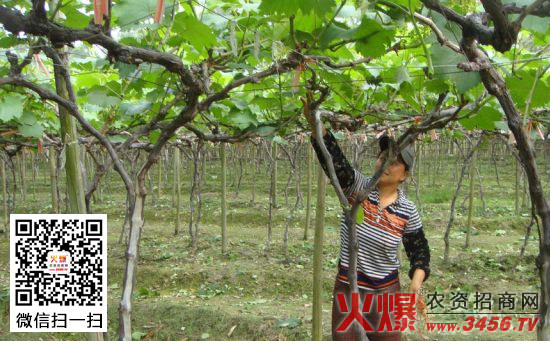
[{"xmin": 301, "ymin": 92, "xmax": 359, "ymax": 197}]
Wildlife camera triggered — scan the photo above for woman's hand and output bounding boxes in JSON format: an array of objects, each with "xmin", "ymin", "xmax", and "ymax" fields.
[{"xmin": 409, "ymin": 269, "xmax": 427, "ymax": 317}]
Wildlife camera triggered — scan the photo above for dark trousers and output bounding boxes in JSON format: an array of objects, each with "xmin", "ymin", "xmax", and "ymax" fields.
[{"xmin": 331, "ymin": 275, "xmax": 402, "ymax": 341}]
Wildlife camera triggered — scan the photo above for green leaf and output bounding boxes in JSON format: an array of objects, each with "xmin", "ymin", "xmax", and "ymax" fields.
[
  {"xmin": 276, "ymin": 317, "xmax": 302, "ymax": 328},
  {"xmin": 318, "ymin": 69, "xmax": 353, "ymax": 98},
  {"xmin": 424, "ymin": 79, "xmax": 449, "ymax": 93},
  {"xmin": 113, "ymin": 0, "xmax": 159, "ymax": 28},
  {"xmin": 252, "ymin": 125, "xmax": 277, "ymax": 136},
  {"xmin": 18, "ymin": 124, "xmax": 44, "ymax": 138},
  {"xmin": 210, "ymin": 103, "xmax": 230, "ymax": 118},
  {"xmin": 259, "ymin": 0, "xmax": 301, "ymax": 16},
  {"xmin": 459, "ymin": 106, "xmax": 502, "ymax": 130},
  {"xmin": 399, "ymin": 82, "xmax": 421, "ymax": 112},
  {"xmin": 61, "ymin": 5, "xmax": 90, "ymax": 29},
  {"xmin": 121, "ymin": 102, "xmax": 152, "ymax": 116},
  {"xmin": 149, "ymin": 130, "xmax": 160, "ymax": 144},
  {"xmin": 231, "ymin": 98, "xmax": 249, "ymax": 110},
  {"xmin": 131, "ymin": 331, "xmax": 147, "ymax": 340},
  {"xmin": 0, "ymin": 93, "xmax": 25, "ymax": 122},
  {"xmin": 319, "ymin": 22, "xmax": 348, "ymax": 49},
  {"xmin": 109, "ymin": 136, "xmax": 127, "ymax": 143},
  {"xmin": 115, "ymin": 62, "xmax": 138, "ymax": 78},
  {"xmin": 18, "ymin": 111, "xmax": 37, "ymax": 125},
  {"xmin": 260, "ymin": 0, "xmax": 335, "ymax": 17},
  {"xmin": 351, "ymin": 18, "xmax": 395, "ymax": 58},
  {"xmin": 227, "ymin": 110, "xmax": 258, "ymax": 130},
  {"xmin": 506, "ymin": 71, "xmax": 550, "ymax": 110},
  {"xmin": 272, "ymin": 136, "xmax": 288, "ymax": 145},
  {"xmin": 356, "ymin": 209, "xmax": 364, "ymax": 224},
  {"xmin": 251, "ymin": 97, "xmax": 279, "ymax": 110},
  {"xmin": 494, "ymin": 121, "xmax": 509, "ymax": 132},
  {"xmin": 430, "ymin": 44, "xmax": 480, "ymax": 94},
  {"xmin": 271, "ymin": 41, "xmax": 291, "ymax": 60},
  {"xmin": 293, "ymin": 10, "xmax": 319, "ymax": 34},
  {"xmin": 74, "ymin": 73, "xmax": 101, "ymax": 89},
  {"xmin": 87, "ymin": 89, "xmax": 121, "ymax": 107},
  {"xmin": 201, "ymin": 333, "xmax": 210, "ymax": 339},
  {"xmin": 391, "ymin": 0, "xmax": 420, "ymax": 11},
  {"xmin": 395, "ymin": 65, "xmax": 411, "ymax": 85},
  {"xmin": 0, "ymin": 35, "xmax": 22, "ymax": 48},
  {"xmin": 172, "ymin": 13, "xmax": 216, "ymax": 52},
  {"xmin": 82, "ymin": 107, "xmax": 100, "ymax": 123},
  {"xmin": 300, "ymin": 0, "xmax": 336, "ymax": 17},
  {"xmin": 428, "ymin": 12, "xmax": 461, "ymax": 46}
]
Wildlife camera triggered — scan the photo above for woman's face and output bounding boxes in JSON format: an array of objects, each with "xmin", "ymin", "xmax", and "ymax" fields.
[{"xmin": 374, "ymin": 151, "xmax": 408, "ymax": 186}]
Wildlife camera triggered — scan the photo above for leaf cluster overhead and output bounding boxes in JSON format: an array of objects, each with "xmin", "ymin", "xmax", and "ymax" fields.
[{"xmin": 0, "ymin": 0, "xmax": 548, "ymax": 143}]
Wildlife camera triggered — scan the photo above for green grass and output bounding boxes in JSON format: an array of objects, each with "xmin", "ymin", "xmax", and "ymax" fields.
[{"xmin": 0, "ymin": 141, "xmax": 549, "ymax": 340}]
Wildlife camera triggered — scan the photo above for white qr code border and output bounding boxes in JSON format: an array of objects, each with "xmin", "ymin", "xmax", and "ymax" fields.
[{"xmin": 10, "ymin": 214, "xmax": 107, "ymax": 332}]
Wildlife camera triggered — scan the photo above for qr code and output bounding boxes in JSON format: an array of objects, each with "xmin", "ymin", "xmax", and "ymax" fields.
[{"xmin": 10, "ymin": 214, "xmax": 107, "ymax": 332}]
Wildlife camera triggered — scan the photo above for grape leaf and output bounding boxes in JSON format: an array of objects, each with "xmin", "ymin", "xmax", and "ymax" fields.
[
  {"xmin": 459, "ymin": 106, "xmax": 502, "ymax": 130},
  {"xmin": 18, "ymin": 123, "xmax": 44, "ymax": 138},
  {"xmin": 172, "ymin": 13, "xmax": 216, "ymax": 52},
  {"xmin": 430, "ymin": 44, "xmax": 481, "ymax": 94},
  {"xmin": 0, "ymin": 93, "xmax": 25, "ymax": 122}
]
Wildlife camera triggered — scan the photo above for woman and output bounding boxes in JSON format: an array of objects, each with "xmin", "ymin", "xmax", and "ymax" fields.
[{"xmin": 303, "ymin": 102, "xmax": 430, "ymax": 341}]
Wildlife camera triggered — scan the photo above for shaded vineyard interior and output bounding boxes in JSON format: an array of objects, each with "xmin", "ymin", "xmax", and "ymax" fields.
[{"xmin": 0, "ymin": 135, "xmax": 549, "ymax": 340}]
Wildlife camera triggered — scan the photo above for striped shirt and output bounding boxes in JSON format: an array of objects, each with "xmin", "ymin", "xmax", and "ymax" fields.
[
  {"xmin": 310, "ymin": 131, "xmax": 430, "ymax": 290},
  {"xmin": 337, "ymin": 170, "xmax": 423, "ymax": 289}
]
